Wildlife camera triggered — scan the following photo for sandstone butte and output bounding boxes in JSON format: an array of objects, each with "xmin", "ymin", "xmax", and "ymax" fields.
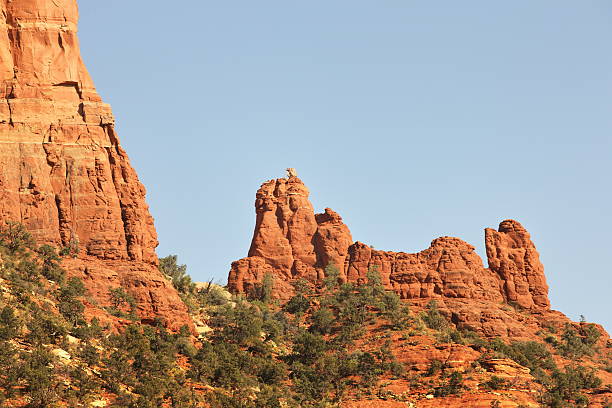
[
  {"xmin": 228, "ymin": 174, "xmax": 603, "ymax": 338},
  {"xmin": 0, "ymin": 0, "xmax": 190, "ymax": 329}
]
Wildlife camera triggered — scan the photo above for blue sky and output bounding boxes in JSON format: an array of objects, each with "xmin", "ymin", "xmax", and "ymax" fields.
[{"xmin": 78, "ymin": 1, "xmax": 611, "ymax": 330}]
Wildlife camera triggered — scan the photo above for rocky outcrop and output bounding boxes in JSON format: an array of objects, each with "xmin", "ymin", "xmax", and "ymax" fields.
[
  {"xmin": 230, "ymin": 177, "xmax": 354, "ymax": 298},
  {"xmin": 228, "ymin": 256, "xmax": 278, "ymax": 296},
  {"xmin": 485, "ymin": 220, "xmax": 550, "ymax": 309},
  {"xmin": 313, "ymin": 208, "xmax": 353, "ymax": 277},
  {"xmin": 345, "ymin": 237, "xmax": 503, "ymax": 302},
  {"xmin": 247, "ymin": 177, "xmax": 319, "ymax": 280},
  {"xmin": 481, "ymin": 358, "xmax": 532, "ymax": 380},
  {"xmin": 0, "ymin": 0, "xmax": 190, "ymax": 329},
  {"xmin": 228, "ymin": 175, "xmax": 553, "ymax": 332}
]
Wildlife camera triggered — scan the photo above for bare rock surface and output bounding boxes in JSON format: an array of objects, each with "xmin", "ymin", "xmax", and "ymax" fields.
[
  {"xmin": 0, "ymin": 0, "xmax": 190, "ymax": 329},
  {"xmin": 485, "ymin": 220, "xmax": 550, "ymax": 309},
  {"xmin": 228, "ymin": 175, "xmax": 560, "ymax": 336}
]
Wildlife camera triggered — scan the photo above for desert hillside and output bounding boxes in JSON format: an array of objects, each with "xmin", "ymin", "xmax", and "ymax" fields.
[{"xmin": 0, "ymin": 0, "xmax": 610, "ymax": 407}]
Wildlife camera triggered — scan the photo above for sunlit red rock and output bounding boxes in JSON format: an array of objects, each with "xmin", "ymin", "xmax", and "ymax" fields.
[
  {"xmin": 229, "ymin": 177, "xmax": 354, "ymax": 299},
  {"xmin": 346, "ymin": 237, "xmax": 503, "ymax": 302},
  {"xmin": 228, "ymin": 175, "xmax": 559, "ymax": 337},
  {"xmin": 0, "ymin": 0, "xmax": 190, "ymax": 329},
  {"xmin": 485, "ymin": 220, "xmax": 550, "ymax": 309}
]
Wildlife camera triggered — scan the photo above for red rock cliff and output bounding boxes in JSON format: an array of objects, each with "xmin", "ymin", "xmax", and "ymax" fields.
[
  {"xmin": 485, "ymin": 219, "xmax": 550, "ymax": 309},
  {"xmin": 228, "ymin": 176, "xmax": 551, "ymax": 317},
  {"xmin": 229, "ymin": 176, "xmax": 353, "ymax": 297},
  {"xmin": 0, "ymin": 0, "xmax": 190, "ymax": 328},
  {"xmin": 345, "ymin": 237, "xmax": 503, "ymax": 303}
]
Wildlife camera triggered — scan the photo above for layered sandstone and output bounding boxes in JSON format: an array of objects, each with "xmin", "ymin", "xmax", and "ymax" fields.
[
  {"xmin": 229, "ymin": 176, "xmax": 354, "ymax": 298},
  {"xmin": 345, "ymin": 237, "xmax": 503, "ymax": 302},
  {"xmin": 0, "ymin": 0, "xmax": 190, "ymax": 328},
  {"xmin": 229, "ymin": 175, "xmax": 553, "ymax": 334},
  {"xmin": 485, "ymin": 220, "xmax": 550, "ymax": 309}
]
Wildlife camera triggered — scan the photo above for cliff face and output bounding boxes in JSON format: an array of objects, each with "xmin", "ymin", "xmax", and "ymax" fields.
[
  {"xmin": 244, "ymin": 177, "xmax": 353, "ymax": 282},
  {"xmin": 229, "ymin": 177, "xmax": 354, "ymax": 297},
  {"xmin": 0, "ymin": 0, "xmax": 190, "ymax": 328},
  {"xmin": 345, "ymin": 237, "xmax": 504, "ymax": 302},
  {"xmin": 229, "ymin": 175, "xmax": 556, "ymax": 336},
  {"xmin": 485, "ymin": 219, "xmax": 550, "ymax": 309}
]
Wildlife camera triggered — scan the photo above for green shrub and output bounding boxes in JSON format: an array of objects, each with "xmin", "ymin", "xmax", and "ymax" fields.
[
  {"xmin": 15, "ymin": 258, "xmax": 41, "ymax": 283},
  {"xmin": 18, "ymin": 347, "xmax": 63, "ymax": 407},
  {"xmin": 78, "ymin": 342, "xmax": 100, "ymax": 366},
  {"xmin": 284, "ymin": 293, "xmax": 310, "ymax": 316},
  {"xmin": 108, "ymin": 287, "xmax": 138, "ymax": 319},
  {"xmin": 434, "ymin": 371, "xmax": 463, "ymax": 396},
  {"xmin": 159, "ymin": 255, "xmax": 195, "ymax": 295},
  {"xmin": 37, "ymin": 244, "xmax": 65, "ymax": 283},
  {"xmin": 189, "ymin": 342, "xmax": 256, "ymax": 389},
  {"xmin": 0, "ymin": 341, "xmax": 19, "ymax": 399},
  {"xmin": 459, "ymin": 329, "xmax": 487, "ymax": 348},
  {"xmin": 541, "ymin": 365, "xmax": 602, "ymax": 407},
  {"xmin": 67, "ymin": 365, "xmax": 100, "ymax": 403},
  {"xmin": 290, "ymin": 331, "xmax": 327, "ymax": 365},
  {"xmin": 59, "ymin": 235, "xmax": 80, "ymax": 258},
  {"xmin": 0, "ymin": 221, "xmax": 35, "ymax": 254},
  {"xmin": 556, "ymin": 323, "xmax": 599, "ymax": 359},
  {"xmin": 0, "ymin": 306, "xmax": 20, "ymax": 340},
  {"xmin": 580, "ymin": 323, "xmax": 601, "ymax": 347},
  {"xmin": 26, "ymin": 307, "xmax": 68, "ymax": 345},
  {"xmin": 196, "ymin": 282, "xmax": 230, "ymax": 307},
  {"xmin": 99, "ymin": 324, "xmax": 195, "ymax": 404},
  {"xmin": 252, "ymin": 272, "xmax": 274, "ymax": 303},
  {"xmin": 421, "ymin": 300, "xmax": 448, "ymax": 331},
  {"xmin": 322, "ymin": 265, "xmax": 341, "ymax": 290},
  {"xmin": 426, "ymin": 359, "xmax": 444, "ymax": 376},
  {"xmin": 487, "ymin": 339, "xmax": 556, "ymax": 373},
  {"xmin": 383, "ymin": 293, "xmax": 410, "ymax": 330},
  {"xmin": 309, "ymin": 307, "xmax": 335, "ymax": 334},
  {"xmin": 210, "ymin": 301, "xmax": 264, "ymax": 347},
  {"xmin": 481, "ymin": 375, "xmax": 508, "ymax": 390},
  {"xmin": 57, "ymin": 277, "xmax": 86, "ymax": 326},
  {"xmin": 72, "ymin": 317, "xmax": 104, "ymax": 340}
]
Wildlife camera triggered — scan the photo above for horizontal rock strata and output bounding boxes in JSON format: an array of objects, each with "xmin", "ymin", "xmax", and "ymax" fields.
[
  {"xmin": 0, "ymin": 0, "xmax": 190, "ymax": 329},
  {"xmin": 229, "ymin": 176, "xmax": 553, "ymax": 336}
]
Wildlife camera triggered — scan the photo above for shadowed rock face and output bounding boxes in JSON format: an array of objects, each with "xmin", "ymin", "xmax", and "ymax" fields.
[
  {"xmin": 229, "ymin": 176, "xmax": 553, "ymax": 335},
  {"xmin": 0, "ymin": 0, "xmax": 190, "ymax": 329}
]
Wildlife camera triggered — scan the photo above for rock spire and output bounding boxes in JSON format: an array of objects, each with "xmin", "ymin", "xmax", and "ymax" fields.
[{"xmin": 229, "ymin": 175, "xmax": 551, "ymax": 314}]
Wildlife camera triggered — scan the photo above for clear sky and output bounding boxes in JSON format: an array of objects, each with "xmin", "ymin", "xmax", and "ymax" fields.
[{"xmin": 78, "ymin": 1, "xmax": 611, "ymax": 330}]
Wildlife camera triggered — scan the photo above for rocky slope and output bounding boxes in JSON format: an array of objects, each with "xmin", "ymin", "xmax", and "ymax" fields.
[
  {"xmin": 2, "ymin": 230, "xmax": 610, "ymax": 407},
  {"xmin": 224, "ymin": 174, "xmax": 611, "ymax": 406},
  {"xmin": 0, "ymin": 0, "xmax": 189, "ymax": 328},
  {"xmin": 0, "ymin": 2, "xmax": 609, "ymax": 406}
]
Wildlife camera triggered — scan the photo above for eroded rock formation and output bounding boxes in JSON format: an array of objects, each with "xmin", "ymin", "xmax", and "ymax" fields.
[
  {"xmin": 345, "ymin": 237, "xmax": 504, "ymax": 302},
  {"xmin": 485, "ymin": 219, "xmax": 550, "ymax": 309},
  {"xmin": 0, "ymin": 0, "xmax": 190, "ymax": 329},
  {"xmin": 228, "ymin": 176, "xmax": 552, "ymax": 321},
  {"xmin": 229, "ymin": 177, "xmax": 353, "ymax": 299}
]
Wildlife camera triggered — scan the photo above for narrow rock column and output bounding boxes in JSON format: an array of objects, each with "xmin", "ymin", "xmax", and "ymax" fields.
[{"xmin": 485, "ymin": 220, "xmax": 550, "ymax": 309}]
